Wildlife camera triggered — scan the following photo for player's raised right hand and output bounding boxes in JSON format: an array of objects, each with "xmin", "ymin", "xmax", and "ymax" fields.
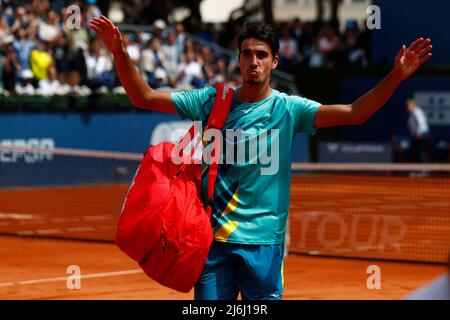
[{"xmin": 90, "ymin": 15, "xmax": 124, "ymax": 55}]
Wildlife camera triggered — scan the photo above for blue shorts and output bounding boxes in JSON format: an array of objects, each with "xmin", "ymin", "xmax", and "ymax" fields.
[{"xmin": 194, "ymin": 241, "xmax": 285, "ymax": 300}]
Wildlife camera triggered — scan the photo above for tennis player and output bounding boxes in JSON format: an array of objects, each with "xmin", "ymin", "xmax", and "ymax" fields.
[{"xmin": 90, "ymin": 16, "xmax": 432, "ymax": 300}]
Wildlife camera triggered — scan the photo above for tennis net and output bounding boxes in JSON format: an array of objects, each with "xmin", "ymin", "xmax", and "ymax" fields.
[
  {"xmin": 289, "ymin": 163, "xmax": 450, "ymax": 264},
  {"xmin": 0, "ymin": 145, "xmax": 141, "ymax": 241},
  {"xmin": 0, "ymin": 145, "xmax": 449, "ymax": 263}
]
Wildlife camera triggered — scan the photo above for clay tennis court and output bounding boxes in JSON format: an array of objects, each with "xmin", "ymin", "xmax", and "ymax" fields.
[{"xmin": 0, "ymin": 174, "xmax": 449, "ymax": 299}]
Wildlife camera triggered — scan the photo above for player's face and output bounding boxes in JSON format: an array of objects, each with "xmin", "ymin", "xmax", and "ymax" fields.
[{"xmin": 239, "ymin": 38, "xmax": 279, "ymax": 85}]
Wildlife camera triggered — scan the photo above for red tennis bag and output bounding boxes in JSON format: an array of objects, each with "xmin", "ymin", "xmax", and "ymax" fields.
[{"xmin": 116, "ymin": 84, "xmax": 234, "ymax": 293}]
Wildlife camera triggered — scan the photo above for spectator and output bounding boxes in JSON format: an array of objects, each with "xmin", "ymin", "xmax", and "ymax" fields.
[
  {"xmin": 141, "ymin": 38, "xmax": 157, "ymax": 87},
  {"xmin": 344, "ymin": 20, "xmax": 368, "ymax": 66},
  {"xmin": 0, "ymin": 16, "xmax": 12, "ymax": 45},
  {"xmin": 0, "ymin": 6, "xmax": 375, "ymax": 97},
  {"xmin": 1, "ymin": 5, "xmax": 15, "ymax": 26},
  {"xmin": 85, "ymin": 0, "xmax": 102, "ymax": 26},
  {"xmin": 153, "ymin": 19, "xmax": 167, "ymax": 41},
  {"xmin": 318, "ymin": 24, "xmax": 342, "ymax": 66},
  {"xmin": 210, "ymin": 57, "xmax": 228, "ymax": 85},
  {"xmin": 184, "ymin": 38, "xmax": 196, "ymax": 54},
  {"xmin": 2, "ymin": 41, "xmax": 21, "ymax": 93},
  {"xmin": 65, "ymin": 13, "xmax": 89, "ymax": 52},
  {"xmin": 307, "ymin": 35, "xmax": 324, "ymax": 67},
  {"xmin": 0, "ymin": 50, "xmax": 3, "ymax": 90},
  {"xmin": 141, "ymin": 38, "xmax": 168, "ymax": 88},
  {"xmin": 10, "ymin": 6, "xmax": 32, "ymax": 34},
  {"xmin": 13, "ymin": 27, "xmax": 35, "ymax": 71},
  {"xmin": 66, "ymin": 70, "xmax": 91, "ymax": 99},
  {"xmin": 161, "ymin": 31, "xmax": 179, "ymax": 84},
  {"xmin": 59, "ymin": 5, "xmax": 70, "ymax": 30},
  {"xmin": 37, "ymin": 65, "xmax": 63, "ymax": 96},
  {"xmin": 224, "ymin": 71, "xmax": 241, "ymax": 88},
  {"xmin": 154, "ymin": 68, "xmax": 170, "ymax": 89},
  {"xmin": 52, "ymin": 33, "xmax": 69, "ymax": 75},
  {"xmin": 84, "ymin": 37, "xmax": 113, "ymax": 91},
  {"xmin": 406, "ymin": 98, "xmax": 430, "ymax": 162},
  {"xmin": 192, "ymin": 21, "xmax": 214, "ymax": 44},
  {"xmin": 15, "ymin": 69, "xmax": 36, "ymax": 95},
  {"xmin": 123, "ymin": 33, "xmax": 141, "ymax": 70},
  {"xmin": 199, "ymin": 46, "xmax": 214, "ymax": 66},
  {"xmin": 198, "ymin": 46, "xmax": 215, "ymax": 83},
  {"xmin": 291, "ymin": 18, "xmax": 309, "ymax": 60},
  {"xmin": 63, "ymin": 8, "xmax": 89, "ymax": 80},
  {"xmin": 67, "ymin": 45, "xmax": 88, "ymax": 84},
  {"xmin": 50, "ymin": 0, "xmax": 66, "ymax": 12},
  {"xmin": 67, "ymin": 70, "xmax": 82, "ymax": 98},
  {"xmin": 30, "ymin": 40, "xmax": 54, "ymax": 80},
  {"xmin": 357, "ymin": 19, "xmax": 372, "ymax": 64},
  {"xmin": 343, "ymin": 21, "xmax": 359, "ymax": 48},
  {"xmin": 176, "ymin": 49, "xmax": 206, "ymax": 88},
  {"xmin": 30, "ymin": 0, "xmax": 51, "ymax": 19},
  {"xmin": 38, "ymin": 10, "xmax": 61, "ymax": 43},
  {"xmin": 137, "ymin": 29, "xmax": 152, "ymax": 48},
  {"xmin": 27, "ymin": 13, "xmax": 40, "ymax": 42},
  {"xmin": 175, "ymin": 23, "xmax": 187, "ymax": 57},
  {"xmin": 279, "ymin": 24, "xmax": 299, "ymax": 67}
]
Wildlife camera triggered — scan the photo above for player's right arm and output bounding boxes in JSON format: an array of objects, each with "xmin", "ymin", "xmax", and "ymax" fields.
[{"xmin": 90, "ymin": 15, "xmax": 177, "ymax": 114}]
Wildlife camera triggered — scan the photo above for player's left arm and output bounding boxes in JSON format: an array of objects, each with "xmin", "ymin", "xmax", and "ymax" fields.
[{"xmin": 314, "ymin": 38, "xmax": 433, "ymax": 128}]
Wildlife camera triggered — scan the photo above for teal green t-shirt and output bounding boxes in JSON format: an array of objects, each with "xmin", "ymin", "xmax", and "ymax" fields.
[{"xmin": 171, "ymin": 86, "xmax": 320, "ymax": 245}]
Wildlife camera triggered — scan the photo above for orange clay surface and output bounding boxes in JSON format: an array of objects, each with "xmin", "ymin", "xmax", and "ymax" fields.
[
  {"xmin": 0, "ymin": 174, "xmax": 448, "ymax": 299},
  {"xmin": 0, "ymin": 235, "xmax": 446, "ymax": 300}
]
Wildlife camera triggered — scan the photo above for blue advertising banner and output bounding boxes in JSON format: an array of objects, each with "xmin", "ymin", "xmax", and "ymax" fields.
[
  {"xmin": 0, "ymin": 110, "xmax": 311, "ymax": 187},
  {"xmin": 0, "ymin": 110, "xmax": 179, "ymax": 153},
  {"xmin": 318, "ymin": 141, "xmax": 392, "ymax": 163}
]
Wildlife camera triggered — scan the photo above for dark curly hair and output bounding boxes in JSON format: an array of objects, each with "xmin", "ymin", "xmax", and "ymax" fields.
[{"xmin": 237, "ymin": 21, "xmax": 280, "ymax": 57}]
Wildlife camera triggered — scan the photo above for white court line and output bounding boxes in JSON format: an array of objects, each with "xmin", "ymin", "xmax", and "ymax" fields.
[
  {"xmin": 0, "ymin": 283, "xmax": 14, "ymax": 287},
  {"xmin": 0, "ymin": 213, "xmax": 39, "ymax": 220},
  {"xmin": 35, "ymin": 229, "xmax": 62, "ymax": 235},
  {"xmin": 0, "ymin": 269, "xmax": 143, "ymax": 287},
  {"xmin": 15, "ymin": 226, "xmax": 96, "ymax": 236}
]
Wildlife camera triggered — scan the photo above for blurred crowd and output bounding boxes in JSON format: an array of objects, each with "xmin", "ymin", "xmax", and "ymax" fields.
[
  {"xmin": 275, "ymin": 18, "xmax": 370, "ymax": 69},
  {"xmin": 0, "ymin": 0, "xmax": 371, "ymax": 98}
]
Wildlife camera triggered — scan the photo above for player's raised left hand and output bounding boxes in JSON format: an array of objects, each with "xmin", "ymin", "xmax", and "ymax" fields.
[{"xmin": 394, "ymin": 38, "xmax": 432, "ymax": 80}]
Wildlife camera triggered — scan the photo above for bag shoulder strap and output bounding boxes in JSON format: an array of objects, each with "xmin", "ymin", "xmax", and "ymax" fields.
[
  {"xmin": 206, "ymin": 84, "xmax": 234, "ymax": 130},
  {"xmin": 174, "ymin": 84, "xmax": 234, "ymax": 204},
  {"xmin": 204, "ymin": 84, "xmax": 234, "ymax": 202}
]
